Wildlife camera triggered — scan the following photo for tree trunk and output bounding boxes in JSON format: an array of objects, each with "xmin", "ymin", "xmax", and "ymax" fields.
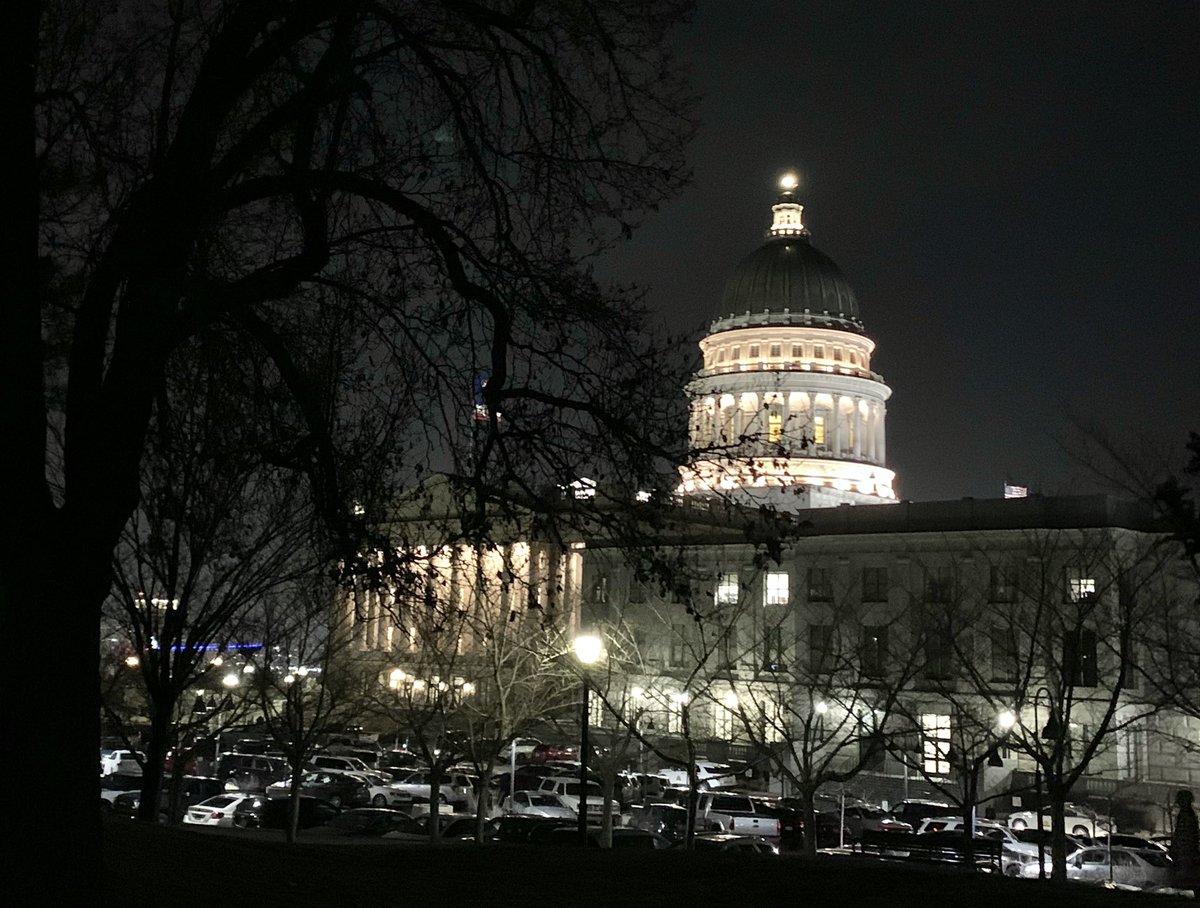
[
  {"xmin": 801, "ymin": 787, "xmax": 819, "ymax": 857},
  {"xmin": 287, "ymin": 776, "xmax": 303, "ymax": 844},
  {"xmin": 138, "ymin": 703, "xmax": 174, "ymax": 822},
  {"xmin": 600, "ymin": 770, "xmax": 616, "ymax": 848}
]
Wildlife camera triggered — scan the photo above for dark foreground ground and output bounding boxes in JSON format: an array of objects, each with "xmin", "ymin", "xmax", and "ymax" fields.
[{"xmin": 105, "ymin": 818, "xmax": 1194, "ymax": 908}]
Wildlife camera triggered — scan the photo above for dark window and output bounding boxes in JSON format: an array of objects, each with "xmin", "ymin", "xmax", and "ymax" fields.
[
  {"xmin": 862, "ymin": 566, "xmax": 888, "ymax": 602},
  {"xmin": 763, "ymin": 627, "xmax": 784, "ymax": 673},
  {"xmin": 1065, "ymin": 628, "xmax": 1098, "ymax": 687},
  {"xmin": 808, "ymin": 624, "xmax": 833, "ymax": 672},
  {"xmin": 806, "ymin": 568, "xmax": 832, "ymax": 602},
  {"xmin": 989, "ymin": 625, "xmax": 1018, "ymax": 683},
  {"xmin": 925, "ymin": 567, "xmax": 954, "ymax": 603},
  {"xmin": 989, "ymin": 565, "xmax": 1018, "ymax": 603},
  {"xmin": 861, "ymin": 625, "xmax": 888, "ymax": 678},
  {"xmin": 923, "ymin": 625, "xmax": 954, "ymax": 680},
  {"xmin": 669, "ymin": 624, "xmax": 688, "ymax": 667}
]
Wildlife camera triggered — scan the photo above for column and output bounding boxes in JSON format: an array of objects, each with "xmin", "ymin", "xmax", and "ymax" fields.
[{"xmin": 853, "ymin": 398, "xmax": 864, "ymax": 459}]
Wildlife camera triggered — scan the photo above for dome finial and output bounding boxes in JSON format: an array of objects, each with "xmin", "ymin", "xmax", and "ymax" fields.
[{"xmin": 770, "ymin": 171, "xmax": 808, "ymax": 237}]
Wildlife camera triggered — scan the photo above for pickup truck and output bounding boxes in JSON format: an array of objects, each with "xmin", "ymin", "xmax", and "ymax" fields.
[{"xmin": 697, "ymin": 792, "xmax": 781, "ymax": 839}]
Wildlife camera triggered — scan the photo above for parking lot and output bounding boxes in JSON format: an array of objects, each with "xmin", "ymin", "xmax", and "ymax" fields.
[{"xmin": 104, "ymin": 815, "xmax": 1185, "ymax": 908}]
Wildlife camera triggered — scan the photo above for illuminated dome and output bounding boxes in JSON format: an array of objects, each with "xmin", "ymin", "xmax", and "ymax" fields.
[
  {"xmin": 679, "ymin": 173, "xmax": 898, "ymax": 512},
  {"xmin": 718, "ymin": 236, "xmax": 863, "ymax": 333}
]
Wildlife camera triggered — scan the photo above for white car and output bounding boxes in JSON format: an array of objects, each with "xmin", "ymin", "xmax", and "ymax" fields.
[
  {"xmin": 1007, "ymin": 804, "xmax": 1111, "ymax": 837},
  {"xmin": 536, "ymin": 776, "xmax": 620, "ymax": 820},
  {"xmin": 340, "ymin": 770, "xmax": 412, "ymax": 808},
  {"xmin": 100, "ymin": 749, "xmax": 144, "ymax": 777},
  {"xmin": 390, "ymin": 770, "xmax": 477, "ymax": 806},
  {"xmin": 1019, "ymin": 846, "xmax": 1173, "ymax": 889},
  {"xmin": 310, "ymin": 754, "xmax": 373, "ymax": 774},
  {"xmin": 182, "ymin": 794, "xmax": 256, "ymax": 827},
  {"xmin": 656, "ymin": 760, "xmax": 738, "ymax": 790},
  {"xmin": 503, "ymin": 790, "xmax": 576, "ymax": 818},
  {"xmin": 497, "ymin": 737, "xmax": 542, "ymax": 763}
]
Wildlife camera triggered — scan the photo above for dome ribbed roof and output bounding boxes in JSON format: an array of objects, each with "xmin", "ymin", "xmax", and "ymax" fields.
[{"xmin": 717, "ymin": 235, "xmax": 863, "ymax": 332}]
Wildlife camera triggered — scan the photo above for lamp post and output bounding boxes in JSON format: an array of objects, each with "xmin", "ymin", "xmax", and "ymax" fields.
[
  {"xmin": 1031, "ymin": 686, "xmax": 1054, "ymax": 880},
  {"xmin": 574, "ymin": 633, "xmax": 602, "ymax": 844}
]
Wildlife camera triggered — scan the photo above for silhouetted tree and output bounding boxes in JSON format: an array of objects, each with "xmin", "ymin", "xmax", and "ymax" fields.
[{"xmin": 3, "ymin": 1, "xmax": 695, "ymax": 893}]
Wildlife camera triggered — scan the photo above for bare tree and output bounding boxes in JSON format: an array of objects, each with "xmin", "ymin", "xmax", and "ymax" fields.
[
  {"xmin": 253, "ymin": 575, "xmax": 367, "ymax": 844},
  {"xmin": 6, "ymin": 1, "xmax": 696, "ymax": 889}
]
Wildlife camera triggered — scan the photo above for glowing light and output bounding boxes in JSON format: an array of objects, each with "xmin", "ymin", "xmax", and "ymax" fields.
[
  {"xmin": 222, "ymin": 672, "xmax": 240, "ymax": 688},
  {"xmin": 722, "ymin": 692, "xmax": 739, "ymax": 709},
  {"xmin": 631, "ymin": 686, "xmax": 644, "ymax": 699},
  {"xmin": 815, "ymin": 701, "xmax": 829, "ymax": 714},
  {"xmin": 283, "ymin": 673, "xmax": 296, "ymax": 685},
  {"xmin": 998, "ymin": 709, "xmax": 1016, "ymax": 730},
  {"xmin": 779, "ymin": 173, "xmax": 798, "ymax": 190},
  {"xmin": 574, "ymin": 633, "xmax": 603, "ymax": 665},
  {"xmin": 412, "ymin": 679, "xmax": 426, "ymax": 691},
  {"xmin": 461, "ymin": 682, "xmax": 475, "ymax": 695},
  {"xmin": 124, "ymin": 655, "xmax": 140, "ymax": 668},
  {"xmin": 670, "ymin": 691, "xmax": 689, "ymax": 705}
]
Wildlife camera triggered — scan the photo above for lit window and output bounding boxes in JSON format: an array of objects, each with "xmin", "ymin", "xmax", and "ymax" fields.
[
  {"xmin": 715, "ymin": 573, "xmax": 739, "ymax": 605},
  {"xmin": 813, "ymin": 415, "xmax": 826, "ymax": 445},
  {"xmin": 764, "ymin": 571, "xmax": 789, "ymax": 606},
  {"xmin": 849, "ymin": 351, "xmax": 857, "ymax": 365},
  {"xmin": 1066, "ymin": 570, "xmax": 1096, "ymax": 602},
  {"xmin": 921, "ymin": 714, "xmax": 951, "ymax": 775},
  {"xmin": 767, "ymin": 411, "xmax": 783, "ymax": 444},
  {"xmin": 749, "ymin": 344, "xmax": 760, "ymax": 358},
  {"xmin": 731, "ymin": 346, "xmax": 741, "ymax": 359},
  {"xmin": 861, "ymin": 625, "xmax": 888, "ymax": 677},
  {"xmin": 833, "ymin": 348, "xmax": 843, "ymax": 361},
  {"xmin": 770, "ymin": 343, "xmax": 781, "ymax": 358},
  {"xmin": 814, "ymin": 345, "xmax": 825, "ymax": 359},
  {"xmin": 717, "ymin": 349, "xmax": 725, "ymax": 363},
  {"xmin": 791, "ymin": 344, "xmax": 803, "ymax": 358}
]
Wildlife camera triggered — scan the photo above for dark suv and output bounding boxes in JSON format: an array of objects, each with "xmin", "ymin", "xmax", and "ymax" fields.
[
  {"xmin": 232, "ymin": 795, "xmax": 340, "ymax": 829},
  {"xmin": 627, "ymin": 803, "xmax": 689, "ymax": 842}
]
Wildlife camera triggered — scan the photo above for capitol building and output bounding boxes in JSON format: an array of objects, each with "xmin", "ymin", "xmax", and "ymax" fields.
[{"xmin": 347, "ymin": 177, "xmax": 1198, "ymax": 833}]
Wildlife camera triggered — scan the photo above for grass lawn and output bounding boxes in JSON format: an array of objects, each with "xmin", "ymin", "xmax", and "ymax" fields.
[{"xmin": 104, "ymin": 817, "xmax": 1192, "ymax": 907}]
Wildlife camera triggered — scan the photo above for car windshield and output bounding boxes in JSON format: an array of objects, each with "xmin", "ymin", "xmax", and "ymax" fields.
[{"xmin": 528, "ymin": 795, "xmax": 560, "ymax": 806}]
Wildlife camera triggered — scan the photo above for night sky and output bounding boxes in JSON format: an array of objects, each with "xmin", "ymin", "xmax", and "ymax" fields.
[{"xmin": 602, "ymin": 1, "xmax": 1199, "ymax": 503}]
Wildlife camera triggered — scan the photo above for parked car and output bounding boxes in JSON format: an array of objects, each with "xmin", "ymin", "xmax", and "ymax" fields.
[
  {"xmin": 503, "ymin": 790, "xmax": 577, "ymax": 818},
  {"xmin": 656, "ymin": 760, "xmax": 739, "ymax": 790},
  {"xmin": 316, "ymin": 807, "xmax": 422, "ymax": 838},
  {"xmin": 215, "ymin": 752, "xmax": 289, "ymax": 784},
  {"xmin": 414, "ymin": 815, "xmax": 479, "ymax": 839},
  {"xmin": 267, "ymin": 771, "xmax": 371, "ymax": 809},
  {"xmin": 497, "ymin": 737, "xmax": 543, "ymax": 763},
  {"xmin": 542, "ymin": 826, "xmax": 671, "ymax": 849},
  {"xmin": 681, "ymin": 832, "xmax": 779, "ymax": 854},
  {"xmin": 883, "ymin": 798, "xmax": 952, "ymax": 829},
  {"xmin": 112, "ymin": 776, "xmax": 226, "ymax": 822},
  {"xmin": 100, "ymin": 772, "xmax": 144, "ymax": 809},
  {"xmin": 839, "ymin": 803, "xmax": 913, "ymax": 841},
  {"xmin": 389, "ymin": 769, "xmax": 477, "ymax": 806},
  {"xmin": 378, "ymin": 750, "xmax": 424, "ymax": 779},
  {"xmin": 746, "ymin": 796, "xmax": 804, "ymax": 850},
  {"xmin": 1086, "ymin": 833, "xmax": 1167, "ymax": 852},
  {"xmin": 1019, "ymin": 845, "xmax": 1173, "ymax": 889},
  {"xmin": 535, "ymin": 776, "xmax": 619, "ymax": 821},
  {"xmin": 626, "ymin": 803, "xmax": 690, "ymax": 842},
  {"xmin": 1007, "ymin": 803, "xmax": 1111, "ymax": 837},
  {"xmin": 914, "ymin": 816, "xmax": 1041, "ymax": 875},
  {"xmin": 100, "ymin": 749, "xmax": 144, "ymax": 777},
  {"xmin": 474, "ymin": 814, "xmax": 576, "ymax": 844},
  {"xmin": 232, "ymin": 794, "xmax": 340, "ymax": 830},
  {"xmin": 338, "ymin": 770, "xmax": 413, "ymax": 808},
  {"xmin": 529, "ymin": 742, "xmax": 578, "ymax": 763},
  {"xmin": 310, "ymin": 753, "xmax": 373, "ymax": 774},
  {"xmin": 182, "ymin": 794, "xmax": 257, "ymax": 827}
]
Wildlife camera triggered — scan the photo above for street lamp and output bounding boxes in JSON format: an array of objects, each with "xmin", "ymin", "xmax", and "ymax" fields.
[
  {"xmin": 574, "ymin": 633, "xmax": 602, "ymax": 843},
  {"xmin": 1031, "ymin": 686, "xmax": 1056, "ymax": 880}
]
